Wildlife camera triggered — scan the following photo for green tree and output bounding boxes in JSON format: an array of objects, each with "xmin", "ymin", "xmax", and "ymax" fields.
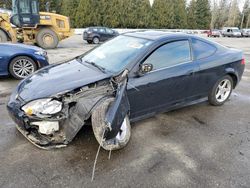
[
  {"xmin": 195, "ymin": 0, "xmax": 211, "ymax": 29},
  {"xmin": 39, "ymin": 0, "xmax": 61, "ymax": 12},
  {"xmin": 187, "ymin": 0, "xmax": 197, "ymax": 29},
  {"xmin": 151, "ymin": 0, "xmax": 175, "ymax": 28},
  {"xmin": 134, "ymin": 0, "xmax": 152, "ymax": 28},
  {"xmin": 0, "ymin": 0, "xmax": 12, "ymax": 9},
  {"xmin": 61, "ymin": 0, "xmax": 80, "ymax": 27},
  {"xmin": 173, "ymin": 0, "xmax": 187, "ymax": 28},
  {"xmin": 100, "ymin": 0, "xmax": 123, "ymax": 27}
]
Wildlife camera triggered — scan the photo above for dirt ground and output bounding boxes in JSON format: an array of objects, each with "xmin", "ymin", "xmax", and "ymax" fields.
[{"xmin": 0, "ymin": 34, "xmax": 250, "ymax": 188}]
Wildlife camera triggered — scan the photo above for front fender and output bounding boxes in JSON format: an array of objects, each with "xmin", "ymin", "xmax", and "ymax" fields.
[{"xmin": 104, "ymin": 78, "xmax": 130, "ymax": 140}]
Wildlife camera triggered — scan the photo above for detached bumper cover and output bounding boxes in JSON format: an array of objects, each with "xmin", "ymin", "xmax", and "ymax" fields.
[
  {"xmin": 7, "ymin": 81, "xmax": 116, "ymax": 149},
  {"xmin": 7, "ymin": 95, "xmax": 67, "ymax": 149}
]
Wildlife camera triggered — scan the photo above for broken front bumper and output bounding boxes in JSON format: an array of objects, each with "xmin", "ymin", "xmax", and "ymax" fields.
[
  {"xmin": 7, "ymin": 82, "xmax": 115, "ymax": 150},
  {"xmin": 7, "ymin": 95, "xmax": 68, "ymax": 149}
]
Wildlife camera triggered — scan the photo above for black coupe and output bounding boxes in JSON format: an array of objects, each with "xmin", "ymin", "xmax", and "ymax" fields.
[{"xmin": 7, "ymin": 31, "xmax": 245, "ymax": 150}]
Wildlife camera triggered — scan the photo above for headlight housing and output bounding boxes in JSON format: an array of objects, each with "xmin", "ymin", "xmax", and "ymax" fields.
[
  {"xmin": 22, "ymin": 98, "xmax": 62, "ymax": 116},
  {"xmin": 34, "ymin": 50, "xmax": 47, "ymax": 57}
]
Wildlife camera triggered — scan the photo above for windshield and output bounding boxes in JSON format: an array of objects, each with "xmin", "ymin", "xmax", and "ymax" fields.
[{"xmin": 81, "ymin": 35, "xmax": 152, "ymax": 73}]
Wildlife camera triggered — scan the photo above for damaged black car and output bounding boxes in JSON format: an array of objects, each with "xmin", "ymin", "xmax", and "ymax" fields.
[{"xmin": 7, "ymin": 31, "xmax": 245, "ymax": 150}]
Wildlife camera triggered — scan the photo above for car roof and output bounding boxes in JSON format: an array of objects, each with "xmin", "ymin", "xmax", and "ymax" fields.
[
  {"xmin": 123, "ymin": 30, "xmax": 190, "ymax": 41},
  {"xmin": 122, "ymin": 30, "xmax": 228, "ymax": 50},
  {"xmin": 88, "ymin": 26, "xmax": 109, "ymax": 29},
  {"xmin": 223, "ymin": 27, "xmax": 239, "ymax": 29}
]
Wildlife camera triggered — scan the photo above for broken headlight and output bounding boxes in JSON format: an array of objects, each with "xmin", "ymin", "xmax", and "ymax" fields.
[{"xmin": 22, "ymin": 98, "xmax": 62, "ymax": 116}]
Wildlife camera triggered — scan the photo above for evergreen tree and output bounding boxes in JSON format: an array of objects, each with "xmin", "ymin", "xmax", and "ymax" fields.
[
  {"xmin": 173, "ymin": 0, "xmax": 187, "ymax": 28},
  {"xmin": 195, "ymin": 0, "xmax": 211, "ymax": 29},
  {"xmin": 151, "ymin": 0, "xmax": 175, "ymax": 28},
  {"xmin": 61, "ymin": 0, "xmax": 80, "ymax": 27},
  {"xmin": 187, "ymin": 0, "xmax": 197, "ymax": 29},
  {"xmin": 0, "ymin": 0, "xmax": 12, "ymax": 9},
  {"xmin": 134, "ymin": 0, "xmax": 152, "ymax": 28},
  {"xmin": 39, "ymin": 0, "xmax": 62, "ymax": 13},
  {"xmin": 100, "ymin": 0, "xmax": 122, "ymax": 28}
]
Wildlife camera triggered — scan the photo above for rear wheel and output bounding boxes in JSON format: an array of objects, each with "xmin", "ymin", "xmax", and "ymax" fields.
[
  {"xmin": 92, "ymin": 98, "xmax": 131, "ymax": 151},
  {"xmin": 9, "ymin": 56, "xmax": 37, "ymax": 79},
  {"xmin": 0, "ymin": 30, "xmax": 8, "ymax": 42},
  {"xmin": 36, "ymin": 28, "xmax": 59, "ymax": 49},
  {"xmin": 208, "ymin": 75, "xmax": 233, "ymax": 106}
]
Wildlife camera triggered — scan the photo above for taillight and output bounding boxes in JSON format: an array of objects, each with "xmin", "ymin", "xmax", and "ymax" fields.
[{"xmin": 241, "ymin": 58, "xmax": 245, "ymax": 65}]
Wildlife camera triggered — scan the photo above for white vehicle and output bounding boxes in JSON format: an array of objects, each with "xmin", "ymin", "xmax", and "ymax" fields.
[
  {"xmin": 222, "ymin": 27, "xmax": 241, "ymax": 37},
  {"xmin": 241, "ymin": 29, "xmax": 250, "ymax": 37}
]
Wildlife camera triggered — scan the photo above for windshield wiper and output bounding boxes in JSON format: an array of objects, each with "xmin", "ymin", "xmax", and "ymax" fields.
[{"xmin": 84, "ymin": 60, "xmax": 106, "ymax": 73}]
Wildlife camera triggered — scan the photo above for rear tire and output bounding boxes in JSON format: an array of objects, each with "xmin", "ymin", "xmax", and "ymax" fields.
[
  {"xmin": 9, "ymin": 56, "xmax": 37, "ymax": 79},
  {"xmin": 36, "ymin": 28, "xmax": 59, "ymax": 49},
  {"xmin": 91, "ymin": 98, "xmax": 131, "ymax": 151},
  {"xmin": 208, "ymin": 75, "xmax": 233, "ymax": 106},
  {"xmin": 0, "ymin": 30, "xmax": 8, "ymax": 42}
]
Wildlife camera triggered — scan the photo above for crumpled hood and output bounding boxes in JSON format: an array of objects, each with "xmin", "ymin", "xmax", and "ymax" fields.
[{"xmin": 17, "ymin": 59, "xmax": 112, "ymax": 102}]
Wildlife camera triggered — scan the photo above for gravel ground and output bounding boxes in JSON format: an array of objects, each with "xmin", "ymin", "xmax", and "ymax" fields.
[{"xmin": 0, "ymin": 34, "xmax": 249, "ymax": 188}]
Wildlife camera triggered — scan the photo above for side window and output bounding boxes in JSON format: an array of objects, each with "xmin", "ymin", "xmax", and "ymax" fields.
[
  {"xmin": 143, "ymin": 40, "xmax": 191, "ymax": 71},
  {"xmin": 31, "ymin": 0, "xmax": 38, "ymax": 14},
  {"xmin": 192, "ymin": 39, "xmax": 216, "ymax": 60},
  {"xmin": 99, "ymin": 28, "xmax": 106, "ymax": 33},
  {"xmin": 106, "ymin": 28, "xmax": 114, "ymax": 34},
  {"xmin": 19, "ymin": 0, "xmax": 31, "ymax": 14}
]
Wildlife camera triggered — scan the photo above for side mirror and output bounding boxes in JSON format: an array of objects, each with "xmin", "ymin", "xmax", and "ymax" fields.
[{"xmin": 139, "ymin": 64, "xmax": 153, "ymax": 74}]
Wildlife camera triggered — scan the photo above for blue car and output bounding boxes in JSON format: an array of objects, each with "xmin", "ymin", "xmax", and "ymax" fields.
[
  {"xmin": 0, "ymin": 43, "xmax": 49, "ymax": 79},
  {"xmin": 7, "ymin": 31, "xmax": 245, "ymax": 150}
]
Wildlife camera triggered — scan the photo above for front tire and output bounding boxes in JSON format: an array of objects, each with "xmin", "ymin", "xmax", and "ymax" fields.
[
  {"xmin": 9, "ymin": 56, "xmax": 37, "ymax": 79},
  {"xmin": 208, "ymin": 75, "xmax": 233, "ymax": 106},
  {"xmin": 36, "ymin": 28, "xmax": 59, "ymax": 49},
  {"xmin": 91, "ymin": 98, "xmax": 131, "ymax": 151},
  {"xmin": 0, "ymin": 30, "xmax": 8, "ymax": 42},
  {"xmin": 92, "ymin": 37, "xmax": 100, "ymax": 44}
]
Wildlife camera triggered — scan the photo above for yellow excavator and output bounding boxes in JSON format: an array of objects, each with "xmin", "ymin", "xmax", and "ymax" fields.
[{"xmin": 0, "ymin": 0, "xmax": 73, "ymax": 49}]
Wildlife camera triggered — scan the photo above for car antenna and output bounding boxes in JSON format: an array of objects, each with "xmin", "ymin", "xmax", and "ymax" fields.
[
  {"xmin": 108, "ymin": 149, "xmax": 112, "ymax": 160},
  {"xmin": 91, "ymin": 129, "xmax": 106, "ymax": 182}
]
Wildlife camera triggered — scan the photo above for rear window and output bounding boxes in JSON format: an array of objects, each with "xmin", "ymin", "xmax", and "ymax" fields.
[{"xmin": 192, "ymin": 39, "xmax": 217, "ymax": 60}]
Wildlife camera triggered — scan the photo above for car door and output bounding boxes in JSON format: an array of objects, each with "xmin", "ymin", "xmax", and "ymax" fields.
[
  {"xmin": 99, "ymin": 28, "xmax": 108, "ymax": 41},
  {"xmin": 127, "ymin": 39, "xmax": 200, "ymax": 119}
]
